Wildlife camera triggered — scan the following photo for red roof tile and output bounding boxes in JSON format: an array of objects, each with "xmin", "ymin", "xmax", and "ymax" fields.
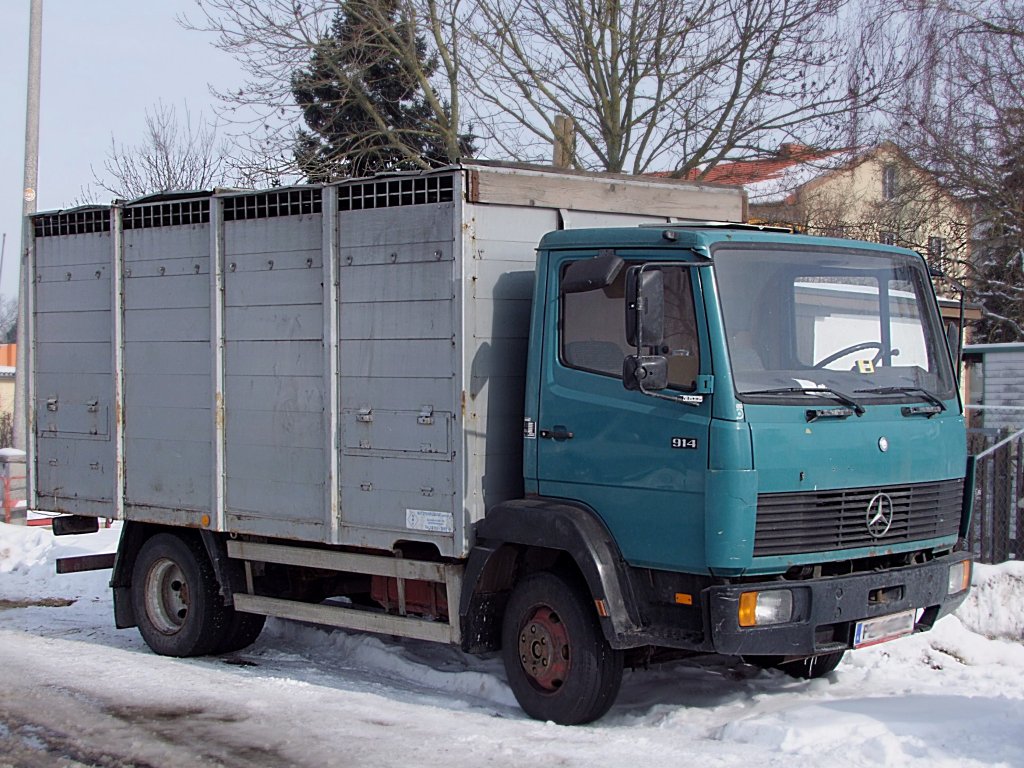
[{"xmin": 652, "ymin": 144, "xmax": 848, "ymax": 187}]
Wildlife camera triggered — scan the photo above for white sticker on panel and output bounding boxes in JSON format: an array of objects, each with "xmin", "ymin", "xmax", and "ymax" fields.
[{"xmin": 406, "ymin": 508, "xmax": 455, "ymax": 534}]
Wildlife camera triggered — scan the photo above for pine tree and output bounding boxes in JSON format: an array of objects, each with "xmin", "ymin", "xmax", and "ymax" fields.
[{"xmin": 291, "ymin": 1, "xmax": 471, "ymax": 181}]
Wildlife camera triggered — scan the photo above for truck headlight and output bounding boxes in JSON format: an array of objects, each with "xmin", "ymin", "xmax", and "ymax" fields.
[
  {"xmin": 947, "ymin": 560, "xmax": 971, "ymax": 596},
  {"xmin": 738, "ymin": 589, "xmax": 793, "ymax": 627}
]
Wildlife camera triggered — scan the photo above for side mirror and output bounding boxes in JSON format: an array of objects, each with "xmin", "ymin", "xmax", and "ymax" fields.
[
  {"xmin": 625, "ymin": 267, "xmax": 665, "ymax": 348},
  {"xmin": 562, "ymin": 253, "xmax": 624, "ymax": 294},
  {"xmin": 623, "ymin": 355, "xmax": 669, "ymax": 392}
]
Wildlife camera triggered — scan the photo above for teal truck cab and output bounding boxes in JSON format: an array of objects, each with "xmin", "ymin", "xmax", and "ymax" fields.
[{"xmin": 473, "ymin": 224, "xmax": 972, "ymax": 723}]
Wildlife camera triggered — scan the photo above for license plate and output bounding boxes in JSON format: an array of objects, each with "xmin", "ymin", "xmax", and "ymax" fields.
[{"xmin": 853, "ymin": 609, "xmax": 916, "ymax": 649}]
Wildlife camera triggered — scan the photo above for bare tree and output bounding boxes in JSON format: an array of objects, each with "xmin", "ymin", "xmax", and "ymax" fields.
[
  {"xmin": 180, "ymin": 0, "xmax": 472, "ymax": 180},
  {"xmin": 94, "ymin": 101, "xmax": 231, "ymax": 199},
  {"xmin": 464, "ymin": 0, "xmax": 909, "ymax": 175},
  {"xmin": 892, "ymin": 0, "xmax": 1024, "ymax": 341},
  {"xmin": 182, "ymin": 0, "xmax": 908, "ymax": 180}
]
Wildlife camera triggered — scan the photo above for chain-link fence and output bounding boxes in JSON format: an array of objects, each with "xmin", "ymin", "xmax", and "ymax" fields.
[{"xmin": 966, "ymin": 405, "xmax": 1024, "ymax": 563}]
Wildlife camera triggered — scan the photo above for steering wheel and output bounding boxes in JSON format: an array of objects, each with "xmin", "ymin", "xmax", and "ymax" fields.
[{"xmin": 813, "ymin": 341, "xmax": 884, "ymax": 369}]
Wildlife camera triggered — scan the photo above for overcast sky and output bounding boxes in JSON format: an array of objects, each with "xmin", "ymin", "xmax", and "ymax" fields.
[{"xmin": 0, "ymin": 1, "xmax": 244, "ymax": 299}]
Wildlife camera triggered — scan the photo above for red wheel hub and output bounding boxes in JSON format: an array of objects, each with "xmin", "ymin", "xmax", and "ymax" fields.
[{"xmin": 517, "ymin": 605, "xmax": 571, "ymax": 691}]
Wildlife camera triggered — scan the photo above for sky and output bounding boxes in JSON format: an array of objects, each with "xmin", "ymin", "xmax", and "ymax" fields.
[{"xmin": 0, "ymin": 1, "xmax": 245, "ymax": 300}]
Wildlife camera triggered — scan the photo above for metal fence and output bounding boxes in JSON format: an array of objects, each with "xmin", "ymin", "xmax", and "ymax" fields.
[{"xmin": 966, "ymin": 405, "xmax": 1024, "ymax": 563}]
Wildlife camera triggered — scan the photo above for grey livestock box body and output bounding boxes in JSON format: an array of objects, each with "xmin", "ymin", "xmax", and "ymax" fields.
[{"xmin": 28, "ymin": 163, "xmax": 745, "ymax": 557}]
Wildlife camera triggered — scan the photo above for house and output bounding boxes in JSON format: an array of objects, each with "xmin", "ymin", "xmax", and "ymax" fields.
[
  {"xmin": 674, "ymin": 142, "xmax": 979, "ymax": 330},
  {"xmin": 963, "ymin": 342, "xmax": 1024, "ymax": 431},
  {"xmin": 708, "ymin": 142, "xmax": 971, "ymax": 285}
]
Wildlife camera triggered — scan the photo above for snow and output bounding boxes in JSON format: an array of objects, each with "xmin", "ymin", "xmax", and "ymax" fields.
[{"xmin": 1, "ymin": 521, "xmax": 1023, "ymax": 767}]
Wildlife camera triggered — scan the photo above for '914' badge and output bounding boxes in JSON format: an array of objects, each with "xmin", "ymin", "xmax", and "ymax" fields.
[{"xmin": 671, "ymin": 437, "xmax": 698, "ymax": 450}]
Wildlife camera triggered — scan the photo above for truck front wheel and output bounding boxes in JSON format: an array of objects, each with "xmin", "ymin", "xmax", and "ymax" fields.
[
  {"xmin": 130, "ymin": 533, "xmax": 228, "ymax": 657},
  {"xmin": 501, "ymin": 571, "xmax": 623, "ymax": 724}
]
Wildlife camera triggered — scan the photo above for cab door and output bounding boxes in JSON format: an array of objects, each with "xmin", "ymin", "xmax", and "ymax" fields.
[{"xmin": 535, "ymin": 256, "xmax": 712, "ymax": 572}]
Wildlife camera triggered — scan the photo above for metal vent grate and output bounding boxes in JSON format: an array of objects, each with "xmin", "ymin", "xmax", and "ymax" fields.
[
  {"xmin": 223, "ymin": 188, "xmax": 322, "ymax": 221},
  {"xmin": 123, "ymin": 199, "xmax": 210, "ymax": 230},
  {"xmin": 338, "ymin": 174, "xmax": 455, "ymax": 211},
  {"xmin": 33, "ymin": 209, "xmax": 111, "ymax": 238},
  {"xmin": 754, "ymin": 478, "xmax": 963, "ymax": 557}
]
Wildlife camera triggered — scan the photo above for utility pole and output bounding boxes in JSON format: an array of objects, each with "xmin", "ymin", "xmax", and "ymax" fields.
[
  {"xmin": 15, "ymin": 0, "xmax": 43, "ymax": 451},
  {"xmin": 552, "ymin": 114, "xmax": 576, "ymax": 169}
]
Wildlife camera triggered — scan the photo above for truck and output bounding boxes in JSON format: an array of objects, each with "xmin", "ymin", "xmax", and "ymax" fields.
[{"xmin": 28, "ymin": 162, "xmax": 973, "ymax": 725}]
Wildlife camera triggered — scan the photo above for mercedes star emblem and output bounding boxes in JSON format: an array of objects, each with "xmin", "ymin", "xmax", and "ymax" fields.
[{"xmin": 866, "ymin": 492, "xmax": 895, "ymax": 538}]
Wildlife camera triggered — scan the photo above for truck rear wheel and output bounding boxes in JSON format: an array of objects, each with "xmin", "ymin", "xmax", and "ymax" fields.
[
  {"xmin": 214, "ymin": 611, "xmax": 266, "ymax": 654},
  {"xmin": 501, "ymin": 571, "xmax": 623, "ymax": 725},
  {"xmin": 131, "ymin": 533, "xmax": 229, "ymax": 657}
]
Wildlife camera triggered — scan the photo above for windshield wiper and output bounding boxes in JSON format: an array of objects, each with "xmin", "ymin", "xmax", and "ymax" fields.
[
  {"xmin": 854, "ymin": 386, "xmax": 946, "ymax": 411},
  {"xmin": 743, "ymin": 386, "xmax": 865, "ymax": 416}
]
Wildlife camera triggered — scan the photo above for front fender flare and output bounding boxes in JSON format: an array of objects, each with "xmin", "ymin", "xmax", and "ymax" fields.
[{"xmin": 465, "ymin": 498, "xmax": 644, "ymax": 648}]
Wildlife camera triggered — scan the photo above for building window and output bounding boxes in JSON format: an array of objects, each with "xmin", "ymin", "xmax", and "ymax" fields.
[
  {"xmin": 879, "ymin": 230, "xmax": 897, "ymax": 246},
  {"xmin": 882, "ymin": 164, "xmax": 898, "ymax": 200},
  {"xmin": 928, "ymin": 236, "xmax": 946, "ymax": 267}
]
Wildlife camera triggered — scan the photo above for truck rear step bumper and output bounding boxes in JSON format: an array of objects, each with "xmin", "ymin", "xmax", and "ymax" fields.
[{"xmin": 226, "ymin": 540, "xmax": 463, "ymax": 645}]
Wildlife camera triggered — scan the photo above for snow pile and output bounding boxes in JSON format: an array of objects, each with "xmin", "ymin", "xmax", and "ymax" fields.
[
  {"xmin": 716, "ymin": 694, "xmax": 1024, "ymax": 767},
  {"xmin": 0, "ymin": 521, "xmax": 52, "ymax": 576},
  {"xmin": 0, "ymin": 522, "xmax": 71, "ymax": 601},
  {"xmin": 956, "ymin": 561, "xmax": 1024, "ymax": 643},
  {"xmin": 0, "ymin": 521, "xmax": 119, "ymax": 605},
  {"xmin": 1, "ymin": 521, "xmax": 1023, "ymax": 767},
  {"xmin": 263, "ymin": 619, "xmax": 518, "ymax": 709}
]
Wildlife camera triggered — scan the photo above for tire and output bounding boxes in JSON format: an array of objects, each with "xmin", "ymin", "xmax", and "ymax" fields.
[
  {"xmin": 501, "ymin": 571, "xmax": 624, "ymax": 725},
  {"xmin": 131, "ymin": 533, "xmax": 230, "ymax": 657},
  {"xmin": 745, "ymin": 650, "xmax": 846, "ymax": 679},
  {"xmin": 214, "ymin": 611, "xmax": 266, "ymax": 655}
]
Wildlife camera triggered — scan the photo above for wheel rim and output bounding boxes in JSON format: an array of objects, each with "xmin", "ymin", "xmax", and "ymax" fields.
[
  {"xmin": 143, "ymin": 557, "xmax": 190, "ymax": 635},
  {"xmin": 517, "ymin": 605, "xmax": 571, "ymax": 691}
]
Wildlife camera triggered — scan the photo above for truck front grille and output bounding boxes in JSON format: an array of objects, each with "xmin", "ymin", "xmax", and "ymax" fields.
[{"xmin": 753, "ymin": 478, "xmax": 963, "ymax": 557}]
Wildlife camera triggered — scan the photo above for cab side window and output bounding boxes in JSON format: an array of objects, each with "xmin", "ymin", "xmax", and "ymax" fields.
[{"xmin": 561, "ymin": 265, "xmax": 700, "ymax": 390}]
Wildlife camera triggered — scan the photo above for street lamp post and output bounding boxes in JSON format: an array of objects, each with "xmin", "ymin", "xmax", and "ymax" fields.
[{"xmin": 15, "ymin": 0, "xmax": 43, "ymax": 452}]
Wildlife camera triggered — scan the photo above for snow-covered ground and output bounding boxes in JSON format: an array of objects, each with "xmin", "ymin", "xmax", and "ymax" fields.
[{"xmin": 1, "ymin": 522, "xmax": 1023, "ymax": 767}]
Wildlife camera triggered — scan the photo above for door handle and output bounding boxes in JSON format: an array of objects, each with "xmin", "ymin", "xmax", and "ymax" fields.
[{"xmin": 540, "ymin": 426, "xmax": 574, "ymax": 441}]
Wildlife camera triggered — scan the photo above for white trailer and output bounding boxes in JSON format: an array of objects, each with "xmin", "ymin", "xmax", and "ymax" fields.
[{"xmin": 30, "ymin": 163, "xmax": 743, "ymax": 654}]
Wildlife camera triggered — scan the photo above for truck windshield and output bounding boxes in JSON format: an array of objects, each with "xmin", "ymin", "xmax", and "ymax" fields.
[{"xmin": 713, "ymin": 245, "xmax": 956, "ymax": 404}]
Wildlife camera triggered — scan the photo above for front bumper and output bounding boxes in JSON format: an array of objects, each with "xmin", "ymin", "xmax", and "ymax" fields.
[{"xmin": 705, "ymin": 551, "xmax": 971, "ymax": 657}]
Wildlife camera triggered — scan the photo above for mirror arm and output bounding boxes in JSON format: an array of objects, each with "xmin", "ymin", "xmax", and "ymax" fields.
[{"xmin": 640, "ymin": 386, "xmax": 705, "ymax": 407}]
